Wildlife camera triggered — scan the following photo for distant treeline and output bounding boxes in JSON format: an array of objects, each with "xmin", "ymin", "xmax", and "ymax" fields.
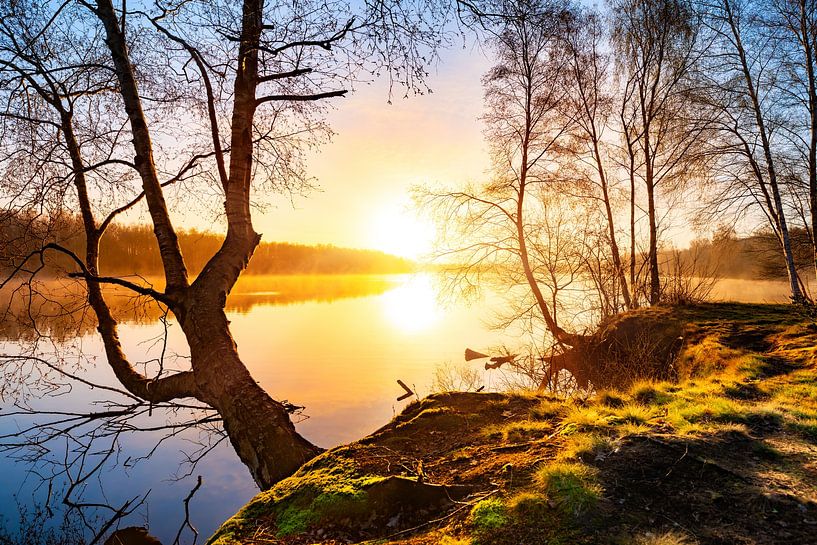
[
  {"xmin": 667, "ymin": 228, "xmax": 813, "ymax": 280},
  {"xmin": 0, "ymin": 213, "xmax": 414, "ymax": 276}
]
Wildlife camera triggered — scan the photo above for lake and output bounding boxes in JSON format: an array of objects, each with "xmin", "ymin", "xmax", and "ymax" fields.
[{"xmin": 0, "ymin": 273, "xmax": 801, "ymax": 542}]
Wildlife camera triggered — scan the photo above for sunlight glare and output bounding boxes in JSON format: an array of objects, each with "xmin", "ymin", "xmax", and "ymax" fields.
[
  {"xmin": 367, "ymin": 202, "xmax": 435, "ymax": 260},
  {"xmin": 380, "ymin": 274, "xmax": 442, "ymax": 333}
]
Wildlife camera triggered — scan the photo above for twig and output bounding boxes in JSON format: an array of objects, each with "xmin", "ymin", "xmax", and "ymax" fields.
[{"xmin": 173, "ymin": 475, "xmax": 203, "ymax": 545}]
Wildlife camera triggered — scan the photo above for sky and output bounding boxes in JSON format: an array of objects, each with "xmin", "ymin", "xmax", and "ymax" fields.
[
  {"xmin": 154, "ymin": 7, "xmax": 702, "ymax": 260},
  {"xmin": 249, "ymin": 44, "xmax": 493, "ymax": 259}
]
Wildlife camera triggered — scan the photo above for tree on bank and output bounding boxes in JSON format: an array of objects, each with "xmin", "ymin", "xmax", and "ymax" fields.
[
  {"xmin": 0, "ymin": 0, "xmax": 451, "ymax": 492},
  {"xmin": 694, "ymin": 0, "xmax": 806, "ymax": 300},
  {"xmin": 563, "ymin": 9, "xmax": 633, "ymax": 311},
  {"xmin": 611, "ymin": 0, "xmax": 706, "ymax": 305},
  {"xmin": 423, "ymin": 0, "xmax": 596, "ymax": 349}
]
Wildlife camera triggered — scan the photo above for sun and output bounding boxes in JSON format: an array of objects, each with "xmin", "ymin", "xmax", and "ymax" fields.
[{"xmin": 367, "ymin": 202, "xmax": 436, "ymax": 260}]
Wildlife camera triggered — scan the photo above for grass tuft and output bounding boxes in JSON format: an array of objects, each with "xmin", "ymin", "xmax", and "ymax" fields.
[
  {"xmin": 596, "ymin": 390, "xmax": 625, "ymax": 408},
  {"xmin": 558, "ymin": 433, "xmax": 612, "ymax": 462},
  {"xmin": 484, "ymin": 420, "xmax": 552, "ymax": 442},
  {"xmin": 468, "ymin": 497, "xmax": 508, "ymax": 531},
  {"xmin": 631, "ymin": 530, "xmax": 695, "ymax": 545},
  {"xmin": 530, "ymin": 399, "xmax": 566, "ymax": 419},
  {"xmin": 535, "ymin": 462, "xmax": 602, "ymax": 515},
  {"xmin": 611, "ymin": 403, "xmax": 657, "ymax": 425},
  {"xmin": 561, "ymin": 405, "xmax": 613, "ymax": 433},
  {"xmin": 631, "ymin": 381, "xmax": 674, "ymax": 405}
]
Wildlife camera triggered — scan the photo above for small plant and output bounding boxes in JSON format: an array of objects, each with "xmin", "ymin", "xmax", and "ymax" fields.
[
  {"xmin": 505, "ymin": 491, "xmax": 548, "ymax": 512},
  {"xmin": 561, "ymin": 405, "xmax": 613, "ymax": 432},
  {"xmin": 596, "ymin": 390, "xmax": 625, "ymax": 408},
  {"xmin": 612, "ymin": 403, "xmax": 656, "ymax": 425},
  {"xmin": 631, "ymin": 381, "xmax": 674, "ymax": 405},
  {"xmin": 530, "ymin": 398, "xmax": 566, "ymax": 419},
  {"xmin": 484, "ymin": 420, "xmax": 552, "ymax": 442}
]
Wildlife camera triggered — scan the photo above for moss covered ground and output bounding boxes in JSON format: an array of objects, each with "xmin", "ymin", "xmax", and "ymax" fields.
[{"xmin": 208, "ymin": 303, "xmax": 817, "ymax": 545}]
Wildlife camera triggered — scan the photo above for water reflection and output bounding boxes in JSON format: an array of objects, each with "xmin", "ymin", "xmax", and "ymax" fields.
[
  {"xmin": 0, "ymin": 272, "xmax": 507, "ymax": 542},
  {"xmin": 380, "ymin": 274, "xmax": 442, "ymax": 333},
  {"xmin": 0, "ymin": 275, "xmax": 402, "ymax": 340}
]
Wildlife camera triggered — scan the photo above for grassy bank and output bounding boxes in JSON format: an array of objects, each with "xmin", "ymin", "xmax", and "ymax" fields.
[{"xmin": 208, "ymin": 303, "xmax": 817, "ymax": 545}]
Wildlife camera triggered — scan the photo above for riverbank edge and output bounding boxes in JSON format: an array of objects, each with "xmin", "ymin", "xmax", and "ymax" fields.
[{"xmin": 207, "ymin": 302, "xmax": 817, "ymax": 545}]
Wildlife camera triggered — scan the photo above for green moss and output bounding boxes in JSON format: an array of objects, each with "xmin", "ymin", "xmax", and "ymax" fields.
[
  {"xmin": 275, "ymin": 502, "xmax": 314, "ymax": 536},
  {"xmin": 207, "ymin": 453, "xmax": 387, "ymax": 543},
  {"xmin": 275, "ymin": 490, "xmax": 369, "ymax": 536},
  {"xmin": 468, "ymin": 492, "xmax": 578, "ymax": 545}
]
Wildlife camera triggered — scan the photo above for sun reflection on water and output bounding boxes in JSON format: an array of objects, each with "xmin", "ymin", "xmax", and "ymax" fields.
[{"xmin": 380, "ymin": 274, "xmax": 442, "ymax": 333}]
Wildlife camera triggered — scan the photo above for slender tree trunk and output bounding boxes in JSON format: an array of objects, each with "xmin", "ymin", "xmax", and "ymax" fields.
[
  {"xmin": 516, "ymin": 76, "xmax": 576, "ymax": 346},
  {"xmin": 622, "ymin": 118, "xmax": 639, "ymax": 307},
  {"xmin": 642, "ymin": 122, "xmax": 661, "ymax": 305},
  {"xmin": 629, "ymin": 164, "xmax": 637, "ymax": 305},
  {"xmin": 569, "ymin": 38, "xmax": 632, "ymax": 311},
  {"xmin": 60, "ymin": 109, "xmax": 199, "ymax": 402},
  {"xmin": 517, "ymin": 163, "xmax": 566, "ymax": 342},
  {"xmin": 591, "ymin": 137, "xmax": 632, "ymax": 310},
  {"xmin": 723, "ymin": 0, "xmax": 803, "ymax": 301},
  {"xmin": 798, "ymin": 0, "xmax": 817, "ymax": 285},
  {"xmin": 645, "ymin": 177, "xmax": 660, "ymax": 305},
  {"xmin": 95, "ymin": 0, "xmax": 189, "ymax": 295}
]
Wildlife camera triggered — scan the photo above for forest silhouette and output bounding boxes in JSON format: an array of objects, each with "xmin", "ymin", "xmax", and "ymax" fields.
[{"xmin": 0, "ymin": 212, "xmax": 415, "ymax": 277}]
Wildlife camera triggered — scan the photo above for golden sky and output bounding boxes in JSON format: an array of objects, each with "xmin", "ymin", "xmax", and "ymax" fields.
[
  {"xmin": 253, "ymin": 46, "xmax": 492, "ymax": 259},
  {"xmin": 158, "ymin": 30, "xmax": 699, "ymax": 260}
]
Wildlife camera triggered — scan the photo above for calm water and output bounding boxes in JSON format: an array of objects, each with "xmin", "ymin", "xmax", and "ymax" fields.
[
  {"xmin": 0, "ymin": 274, "xmax": 798, "ymax": 542},
  {"xmin": 0, "ymin": 274, "xmax": 511, "ymax": 542}
]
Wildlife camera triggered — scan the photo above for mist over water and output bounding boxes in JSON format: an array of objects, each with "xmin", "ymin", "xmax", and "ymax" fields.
[{"xmin": 710, "ymin": 278, "xmax": 815, "ymax": 303}]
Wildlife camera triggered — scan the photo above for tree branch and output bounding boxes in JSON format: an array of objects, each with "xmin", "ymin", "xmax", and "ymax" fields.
[{"xmin": 256, "ymin": 89, "xmax": 348, "ymax": 105}]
